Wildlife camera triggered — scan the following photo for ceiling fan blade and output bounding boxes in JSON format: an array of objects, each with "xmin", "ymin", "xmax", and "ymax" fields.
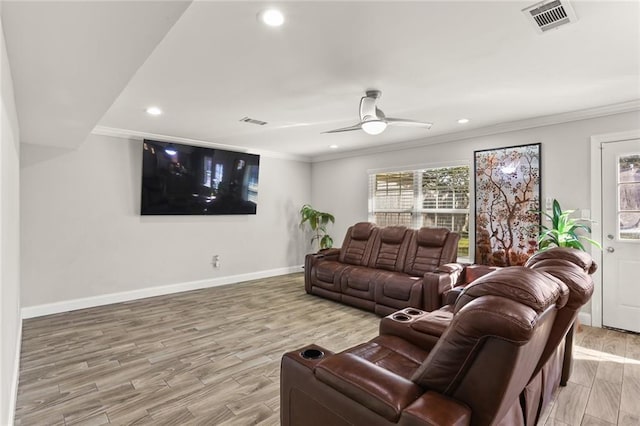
[
  {"xmin": 322, "ymin": 123, "xmax": 363, "ymax": 134},
  {"xmin": 386, "ymin": 118, "xmax": 433, "ymax": 129}
]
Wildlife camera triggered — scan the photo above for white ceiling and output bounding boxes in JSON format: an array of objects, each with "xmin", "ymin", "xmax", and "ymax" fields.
[
  {"xmin": 3, "ymin": 1, "xmax": 640, "ymax": 161},
  {"xmin": 1, "ymin": 0, "xmax": 191, "ymax": 149}
]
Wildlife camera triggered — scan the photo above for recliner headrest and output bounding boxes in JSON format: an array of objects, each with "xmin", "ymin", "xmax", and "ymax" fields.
[
  {"xmin": 351, "ymin": 222, "xmax": 376, "ymax": 240},
  {"xmin": 525, "ymin": 247, "xmax": 597, "ymax": 275},
  {"xmin": 454, "ymin": 267, "xmax": 569, "ymax": 314},
  {"xmin": 416, "ymin": 227, "xmax": 449, "ymax": 246},
  {"xmin": 380, "ymin": 226, "xmax": 408, "ymax": 244},
  {"xmin": 528, "ymin": 261, "xmax": 594, "ymax": 310}
]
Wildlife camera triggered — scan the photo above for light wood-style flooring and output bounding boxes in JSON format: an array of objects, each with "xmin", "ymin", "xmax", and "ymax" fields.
[
  {"xmin": 539, "ymin": 325, "xmax": 640, "ymax": 426},
  {"xmin": 14, "ymin": 273, "xmax": 640, "ymax": 425}
]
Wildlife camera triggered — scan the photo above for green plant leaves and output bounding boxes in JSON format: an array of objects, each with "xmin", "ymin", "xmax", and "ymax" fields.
[
  {"xmin": 532, "ymin": 199, "xmax": 601, "ymax": 252},
  {"xmin": 300, "ymin": 204, "xmax": 335, "ymax": 250},
  {"xmin": 320, "ymin": 235, "xmax": 333, "ymax": 250}
]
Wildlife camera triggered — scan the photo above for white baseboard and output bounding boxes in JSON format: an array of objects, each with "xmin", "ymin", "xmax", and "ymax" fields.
[
  {"xmin": 578, "ymin": 311, "xmax": 592, "ymax": 327},
  {"xmin": 7, "ymin": 317, "xmax": 22, "ymax": 426},
  {"xmin": 21, "ymin": 266, "xmax": 303, "ymax": 319}
]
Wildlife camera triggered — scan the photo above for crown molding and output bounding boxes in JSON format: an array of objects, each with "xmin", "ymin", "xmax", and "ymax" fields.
[
  {"xmin": 311, "ymin": 99, "xmax": 640, "ymax": 163},
  {"xmin": 91, "ymin": 125, "xmax": 312, "ymax": 162},
  {"xmin": 92, "ymin": 100, "xmax": 639, "ymax": 164}
]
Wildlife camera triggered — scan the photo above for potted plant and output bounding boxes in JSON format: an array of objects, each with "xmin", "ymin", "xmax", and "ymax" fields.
[
  {"xmin": 535, "ymin": 199, "xmax": 601, "ymax": 251},
  {"xmin": 299, "ymin": 204, "xmax": 335, "ymax": 250}
]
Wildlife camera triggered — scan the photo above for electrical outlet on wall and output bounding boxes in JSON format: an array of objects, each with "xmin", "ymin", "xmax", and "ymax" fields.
[
  {"xmin": 212, "ymin": 255, "xmax": 220, "ymax": 269},
  {"xmin": 545, "ymin": 197, "xmax": 553, "ymax": 211}
]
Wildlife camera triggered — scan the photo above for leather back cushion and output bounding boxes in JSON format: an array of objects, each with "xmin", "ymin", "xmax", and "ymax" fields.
[
  {"xmin": 529, "ymin": 261, "xmax": 593, "ymax": 310},
  {"xmin": 371, "ymin": 226, "xmax": 411, "ymax": 272},
  {"xmin": 412, "ymin": 296, "xmax": 541, "ymax": 391},
  {"xmin": 339, "ymin": 222, "xmax": 377, "ymax": 266},
  {"xmin": 525, "ymin": 247, "xmax": 595, "ymax": 309},
  {"xmin": 455, "ymin": 267, "xmax": 569, "ymax": 314},
  {"xmin": 412, "ymin": 267, "xmax": 566, "ymax": 393},
  {"xmin": 524, "ymin": 248, "xmax": 596, "ymax": 377},
  {"xmin": 404, "ymin": 228, "xmax": 459, "ymax": 275},
  {"xmin": 415, "ymin": 302, "xmax": 557, "ymax": 426},
  {"xmin": 530, "ymin": 262, "xmax": 594, "ymax": 378},
  {"xmin": 352, "ymin": 222, "xmax": 377, "ymax": 240},
  {"xmin": 525, "ymin": 246, "xmax": 597, "ymax": 275},
  {"xmin": 416, "ymin": 227, "xmax": 449, "ymax": 246}
]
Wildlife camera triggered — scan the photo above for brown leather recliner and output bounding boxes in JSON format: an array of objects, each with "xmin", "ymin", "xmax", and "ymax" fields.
[
  {"xmin": 377, "ymin": 247, "xmax": 596, "ymax": 425},
  {"xmin": 522, "ymin": 248, "xmax": 596, "ymax": 424},
  {"xmin": 304, "ymin": 222, "xmax": 379, "ymax": 305},
  {"xmin": 282, "ymin": 265, "xmax": 570, "ymax": 426}
]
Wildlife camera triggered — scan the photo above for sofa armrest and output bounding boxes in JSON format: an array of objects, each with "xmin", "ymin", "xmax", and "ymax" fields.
[
  {"xmin": 314, "ymin": 353, "xmax": 423, "ymax": 422},
  {"xmin": 399, "ymin": 391, "xmax": 471, "ymax": 426},
  {"xmin": 422, "ymin": 263, "xmax": 464, "ymax": 311},
  {"xmin": 409, "ymin": 305, "xmax": 454, "ymax": 339},
  {"xmin": 304, "ymin": 249, "xmax": 341, "ymax": 293},
  {"xmin": 318, "ymin": 247, "xmax": 341, "ymax": 258},
  {"xmin": 305, "ymin": 248, "xmax": 340, "ymax": 264},
  {"xmin": 436, "ymin": 263, "xmax": 465, "ymax": 275}
]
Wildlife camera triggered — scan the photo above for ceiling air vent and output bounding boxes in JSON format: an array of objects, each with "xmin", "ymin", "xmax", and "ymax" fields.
[
  {"xmin": 523, "ymin": 0, "xmax": 577, "ymax": 33},
  {"xmin": 239, "ymin": 116, "xmax": 267, "ymax": 126}
]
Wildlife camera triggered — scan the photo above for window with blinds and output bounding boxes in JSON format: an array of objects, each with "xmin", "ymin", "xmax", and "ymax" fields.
[{"xmin": 369, "ymin": 165, "xmax": 470, "ymax": 259}]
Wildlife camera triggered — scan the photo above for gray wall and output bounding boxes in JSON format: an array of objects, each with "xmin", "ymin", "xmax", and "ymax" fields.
[
  {"xmin": 20, "ymin": 134, "xmax": 311, "ymax": 308},
  {"xmin": 0, "ymin": 18, "xmax": 21, "ymax": 426},
  {"xmin": 311, "ymin": 110, "xmax": 640, "ymax": 315},
  {"xmin": 312, "ymin": 111, "xmax": 640, "ymax": 241}
]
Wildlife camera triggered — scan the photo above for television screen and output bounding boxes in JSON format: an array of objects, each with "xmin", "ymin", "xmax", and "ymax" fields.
[{"xmin": 141, "ymin": 139, "xmax": 260, "ymax": 215}]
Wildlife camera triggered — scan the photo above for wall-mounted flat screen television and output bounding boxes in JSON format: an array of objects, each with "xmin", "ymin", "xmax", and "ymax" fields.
[{"xmin": 141, "ymin": 139, "xmax": 260, "ymax": 215}]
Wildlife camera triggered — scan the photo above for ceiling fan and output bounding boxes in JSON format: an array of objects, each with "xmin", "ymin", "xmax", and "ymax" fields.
[{"xmin": 324, "ymin": 90, "xmax": 433, "ymax": 135}]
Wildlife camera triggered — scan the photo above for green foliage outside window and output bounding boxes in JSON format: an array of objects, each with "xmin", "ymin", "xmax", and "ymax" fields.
[{"xmin": 370, "ymin": 166, "xmax": 470, "ymax": 259}]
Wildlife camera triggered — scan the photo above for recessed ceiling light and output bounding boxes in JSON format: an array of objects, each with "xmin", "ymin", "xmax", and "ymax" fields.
[
  {"xmin": 329, "ymin": 144, "xmax": 339, "ymax": 149},
  {"xmin": 146, "ymin": 106, "xmax": 162, "ymax": 116},
  {"xmin": 259, "ymin": 9, "xmax": 284, "ymax": 27},
  {"xmin": 457, "ymin": 118, "xmax": 470, "ymax": 124}
]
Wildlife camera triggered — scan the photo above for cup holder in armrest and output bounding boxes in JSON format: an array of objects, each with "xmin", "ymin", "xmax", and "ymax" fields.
[
  {"xmin": 301, "ymin": 348, "xmax": 325, "ymax": 360},
  {"xmin": 404, "ymin": 308, "xmax": 424, "ymax": 316},
  {"xmin": 392, "ymin": 313, "xmax": 411, "ymax": 322}
]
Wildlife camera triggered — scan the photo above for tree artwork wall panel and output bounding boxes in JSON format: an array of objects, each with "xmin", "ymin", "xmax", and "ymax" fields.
[{"xmin": 474, "ymin": 143, "xmax": 541, "ymax": 266}]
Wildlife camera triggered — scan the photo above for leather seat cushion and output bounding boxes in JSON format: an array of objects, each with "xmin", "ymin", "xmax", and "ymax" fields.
[
  {"xmin": 375, "ymin": 273, "xmax": 421, "ymax": 301},
  {"xmin": 340, "ymin": 266, "xmax": 378, "ymax": 300},
  {"xmin": 313, "ymin": 261, "xmax": 349, "ymax": 290}
]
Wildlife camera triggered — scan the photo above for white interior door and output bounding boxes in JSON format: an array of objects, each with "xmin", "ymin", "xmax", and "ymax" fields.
[{"xmin": 602, "ymin": 138, "xmax": 640, "ymax": 333}]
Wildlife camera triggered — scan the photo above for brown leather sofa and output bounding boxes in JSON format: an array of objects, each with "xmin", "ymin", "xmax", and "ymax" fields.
[
  {"xmin": 305, "ymin": 222, "xmax": 460, "ymax": 315},
  {"xmin": 282, "ymin": 247, "xmax": 595, "ymax": 426}
]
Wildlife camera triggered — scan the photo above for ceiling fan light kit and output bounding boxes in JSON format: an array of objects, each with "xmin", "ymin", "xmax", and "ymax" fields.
[
  {"xmin": 325, "ymin": 90, "xmax": 432, "ymax": 135},
  {"xmin": 361, "ymin": 120, "xmax": 387, "ymax": 135}
]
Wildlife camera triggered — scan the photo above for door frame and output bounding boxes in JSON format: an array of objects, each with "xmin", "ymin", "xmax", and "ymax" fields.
[{"xmin": 590, "ymin": 129, "xmax": 640, "ymax": 328}]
